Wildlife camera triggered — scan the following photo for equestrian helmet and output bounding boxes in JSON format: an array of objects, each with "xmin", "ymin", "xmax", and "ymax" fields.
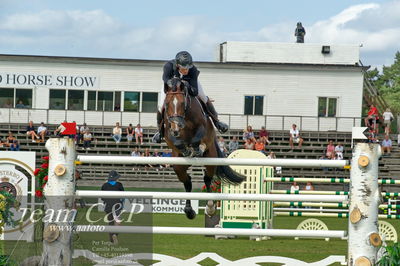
[{"xmin": 175, "ymin": 51, "xmax": 193, "ymax": 69}]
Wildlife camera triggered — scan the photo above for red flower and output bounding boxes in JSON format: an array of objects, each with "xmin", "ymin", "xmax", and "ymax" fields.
[
  {"xmin": 34, "ymin": 168, "xmax": 41, "ymax": 176},
  {"xmin": 42, "ymin": 156, "xmax": 49, "ymax": 161},
  {"xmin": 218, "ymin": 188, "xmax": 221, "ymax": 192},
  {"xmin": 41, "ymin": 163, "xmax": 49, "ymax": 169},
  {"xmin": 35, "ymin": 190, "xmax": 43, "ymax": 197},
  {"xmin": 42, "ymin": 183, "xmax": 46, "ymax": 188},
  {"xmin": 44, "ymin": 176, "xmax": 48, "ymax": 181}
]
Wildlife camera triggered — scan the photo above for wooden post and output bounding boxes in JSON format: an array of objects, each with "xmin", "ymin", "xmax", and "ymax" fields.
[
  {"xmin": 40, "ymin": 138, "xmax": 76, "ymax": 266},
  {"xmin": 348, "ymin": 143, "xmax": 381, "ymax": 266}
]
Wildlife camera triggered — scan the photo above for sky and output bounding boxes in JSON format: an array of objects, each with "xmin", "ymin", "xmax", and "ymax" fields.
[{"xmin": 0, "ymin": 0, "xmax": 399, "ymax": 69}]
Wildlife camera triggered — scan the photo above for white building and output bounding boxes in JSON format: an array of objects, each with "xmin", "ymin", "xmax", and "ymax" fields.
[{"xmin": 0, "ymin": 42, "xmax": 365, "ymax": 131}]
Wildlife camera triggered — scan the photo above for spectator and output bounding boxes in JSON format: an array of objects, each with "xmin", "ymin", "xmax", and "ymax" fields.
[
  {"xmin": 6, "ymin": 132, "xmax": 15, "ymax": 147},
  {"xmin": 382, "ymin": 108, "xmax": 394, "ymax": 135},
  {"xmin": 54, "ymin": 121, "xmax": 67, "ymax": 136},
  {"xmin": 243, "ymin": 126, "xmax": 255, "ymax": 142},
  {"xmin": 26, "ymin": 121, "xmax": 40, "ymax": 142},
  {"xmin": 135, "ymin": 124, "xmax": 143, "ymax": 145},
  {"xmin": 217, "ymin": 137, "xmax": 227, "ymax": 155},
  {"xmin": 153, "ymin": 149, "xmax": 162, "ymax": 157},
  {"xmin": 335, "ymin": 143, "xmax": 344, "ymax": 160},
  {"xmin": 254, "ymin": 138, "xmax": 266, "ymax": 154},
  {"xmin": 131, "ymin": 147, "xmax": 141, "ymax": 157},
  {"xmin": 10, "ymin": 139, "xmax": 20, "ymax": 151},
  {"xmin": 244, "ymin": 139, "xmax": 255, "ymax": 150},
  {"xmin": 83, "ymin": 130, "xmax": 92, "ymax": 150},
  {"xmin": 37, "ymin": 122, "xmax": 47, "ymax": 142},
  {"xmin": 289, "ymin": 124, "xmax": 303, "ymax": 150},
  {"xmin": 290, "ymin": 182, "xmax": 299, "ymax": 193},
  {"xmin": 228, "ymin": 136, "xmax": 239, "ymax": 154},
  {"xmin": 325, "ymin": 140, "xmax": 335, "ymax": 159},
  {"xmin": 0, "ymin": 139, "xmax": 4, "ymax": 148},
  {"xmin": 381, "ymin": 135, "xmax": 392, "ymax": 156},
  {"xmin": 305, "ymin": 181, "xmax": 314, "ymax": 191},
  {"xmin": 319, "ymin": 154, "xmax": 329, "ymax": 172},
  {"xmin": 398, "ymin": 134, "xmax": 400, "ymax": 148},
  {"xmin": 78, "ymin": 123, "xmax": 89, "ymax": 144},
  {"xmin": 259, "ymin": 126, "xmax": 271, "ymax": 144},
  {"xmin": 162, "ymin": 149, "xmax": 172, "ymax": 168},
  {"xmin": 15, "ymin": 100, "xmax": 25, "ymax": 108},
  {"xmin": 126, "ymin": 123, "xmax": 134, "ymax": 144},
  {"xmin": 112, "ymin": 122, "xmax": 122, "ymax": 143},
  {"xmin": 365, "ymin": 104, "xmax": 379, "ymax": 129},
  {"xmin": 101, "ymin": 170, "xmax": 124, "ymax": 244},
  {"xmin": 267, "ymin": 151, "xmax": 276, "ymax": 159},
  {"xmin": 2, "ymin": 100, "xmax": 12, "ymax": 108}
]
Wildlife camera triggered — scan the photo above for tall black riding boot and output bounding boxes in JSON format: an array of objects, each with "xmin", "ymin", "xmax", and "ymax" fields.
[
  {"xmin": 152, "ymin": 110, "xmax": 164, "ymax": 143},
  {"xmin": 206, "ymin": 100, "xmax": 229, "ymax": 133}
]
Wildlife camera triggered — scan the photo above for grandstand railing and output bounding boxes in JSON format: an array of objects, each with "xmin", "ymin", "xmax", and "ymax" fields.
[{"xmin": 0, "ymin": 107, "xmax": 362, "ymax": 131}]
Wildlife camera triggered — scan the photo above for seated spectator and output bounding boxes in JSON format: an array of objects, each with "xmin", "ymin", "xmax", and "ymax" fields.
[
  {"xmin": 6, "ymin": 132, "xmax": 15, "ymax": 147},
  {"xmin": 382, "ymin": 108, "xmax": 394, "ymax": 135},
  {"xmin": 143, "ymin": 148, "xmax": 152, "ymax": 157},
  {"xmin": 335, "ymin": 143, "xmax": 344, "ymax": 160},
  {"xmin": 289, "ymin": 124, "xmax": 303, "ymax": 150},
  {"xmin": 243, "ymin": 126, "xmax": 256, "ymax": 142},
  {"xmin": 83, "ymin": 130, "xmax": 92, "ymax": 150},
  {"xmin": 290, "ymin": 182, "xmax": 299, "ymax": 193},
  {"xmin": 325, "ymin": 140, "xmax": 335, "ymax": 159},
  {"xmin": 131, "ymin": 147, "xmax": 141, "ymax": 157},
  {"xmin": 254, "ymin": 138, "xmax": 266, "ymax": 154},
  {"xmin": 244, "ymin": 139, "xmax": 255, "ymax": 150},
  {"xmin": 364, "ymin": 104, "xmax": 379, "ymax": 129},
  {"xmin": 162, "ymin": 149, "xmax": 172, "ymax": 168},
  {"xmin": 10, "ymin": 139, "xmax": 20, "ymax": 151},
  {"xmin": 78, "ymin": 123, "xmax": 89, "ymax": 144},
  {"xmin": 217, "ymin": 137, "xmax": 227, "ymax": 155},
  {"xmin": 54, "ymin": 121, "xmax": 67, "ymax": 136},
  {"xmin": 228, "ymin": 136, "xmax": 239, "ymax": 154},
  {"xmin": 37, "ymin": 122, "xmax": 47, "ymax": 142},
  {"xmin": 0, "ymin": 139, "xmax": 4, "ymax": 148},
  {"xmin": 126, "ymin": 124, "xmax": 134, "ymax": 144},
  {"xmin": 381, "ymin": 135, "xmax": 392, "ymax": 156},
  {"xmin": 153, "ymin": 149, "xmax": 162, "ymax": 157},
  {"xmin": 305, "ymin": 181, "xmax": 314, "ymax": 191},
  {"xmin": 26, "ymin": 121, "xmax": 40, "ymax": 142},
  {"xmin": 112, "ymin": 122, "xmax": 122, "ymax": 143},
  {"xmin": 135, "ymin": 124, "xmax": 143, "ymax": 145},
  {"xmin": 267, "ymin": 151, "xmax": 276, "ymax": 159},
  {"xmin": 259, "ymin": 126, "xmax": 271, "ymax": 144}
]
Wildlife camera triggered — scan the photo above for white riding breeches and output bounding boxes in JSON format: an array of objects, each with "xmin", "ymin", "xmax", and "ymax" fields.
[{"xmin": 158, "ymin": 81, "xmax": 207, "ymax": 110}]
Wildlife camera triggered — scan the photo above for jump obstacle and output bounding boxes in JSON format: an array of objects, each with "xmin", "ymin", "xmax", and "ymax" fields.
[{"xmin": 41, "ymin": 138, "xmax": 382, "ymax": 266}]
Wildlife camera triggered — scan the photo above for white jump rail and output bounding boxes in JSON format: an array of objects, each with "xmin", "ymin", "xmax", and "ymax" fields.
[
  {"xmin": 76, "ymin": 190, "xmax": 348, "ymax": 203},
  {"xmin": 74, "ymin": 225, "xmax": 346, "ymax": 238},
  {"xmin": 77, "ymin": 155, "xmax": 348, "ymax": 168}
]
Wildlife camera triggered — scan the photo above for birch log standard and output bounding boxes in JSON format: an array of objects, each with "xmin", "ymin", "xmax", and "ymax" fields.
[
  {"xmin": 40, "ymin": 138, "xmax": 76, "ymax": 266},
  {"xmin": 348, "ymin": 143, "xmax": 381, "ymax": 266}
]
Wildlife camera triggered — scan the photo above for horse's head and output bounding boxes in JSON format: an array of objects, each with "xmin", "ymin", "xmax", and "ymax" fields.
[{"xmin": 164, "ymin": 78, "xmax": 188, "ymax": 137}]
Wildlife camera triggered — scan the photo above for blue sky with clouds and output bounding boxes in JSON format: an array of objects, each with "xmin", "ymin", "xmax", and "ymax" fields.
[{"xmin": 0, "ymin": 0, "xmax": 398, "ymax": 68}]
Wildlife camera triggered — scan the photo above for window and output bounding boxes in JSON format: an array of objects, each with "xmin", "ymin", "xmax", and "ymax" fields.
[
  {"xmin": 0, "ymin": 88, "xmax": 13, "ymax": 108},
  {"xmin": 318, "ymin": 97, "xmax": 337, "ymax": 117},
  {"xmin": 244, "ymin": 95, "xmax": 264, "ymax": 115},
  {"xmin": 49, "ymin": 89, "xmax": 66, "ymax": 110},
  {"xmin": 68, "ymin": 90, "xmax": 84, "ymax": 110},
  {"xmin": 15, "ymin": 89, "xmax": 32, "ymax": 108},
  {"xmin": 114, "ymin": 92, "xmax": 121, "ymax": 111},
  {"xmin": 97, "ymin": 91, "xmax": 113, "ymax": 111},
  {"xmin": 124, "ymin": 92, "xmax": 139, "ymax": 112},
  {"xmin": 142, "ymin": 92, "xmax": 158, "ymax": 112},
  {"xmin": 87, "ymin": 91, "xmax": 96, "ymax": 111}
]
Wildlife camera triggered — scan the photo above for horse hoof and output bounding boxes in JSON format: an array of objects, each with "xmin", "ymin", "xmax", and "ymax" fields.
[
  {"xmin": 184, "ymin": 207, "xmax": 196, "ymax": 219},
  {"xmin": 205, "ymin": 200, "xmax": 216, "ymax": 216}
]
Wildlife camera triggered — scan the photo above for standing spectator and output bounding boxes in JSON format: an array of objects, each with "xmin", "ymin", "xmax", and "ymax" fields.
[
  {"xmin": 254, "ymin": 138, "xmax": 266, "ymax": 154},
  {"xmin": 26, "ymin": 121, "xmax": 40, "ymax": 142},
  {"xmin": 135, "ymin": 124, "xmax": 143, "ymax": 145},
  {"xmin": 243, "ymin": 126, "xmax": 256, "ymax": 142},
  {"xmin": 290, "ymin": 182, "xmax": 299, "ymax": 193},
  {"xmin": 10, "ymin": 140, "xmax": 20, "ymax": 151},
  {"xmin": 15, "ymin": 100, "xmax": 25, "ymax": 108},
  {"xmin": 325, "ymin": 140, "xmax": 335, "ymax": 159},
  {"xmin": 259, "ymin": 126, "xmax": 271, "ymax": 144},
  {"xmin": 381, "ymin": 135, "xmax": 392, "ymax": 156},
  {"xmin": 83, "ymin": 130, "xmax": 92, "ymax": 150},
  {"xmin": 101, "ymin": 170, "xmax": 124, "ymax": 244},
  {"xmin": 217, "ymin": 137, "xmax": 227, "ymax": 155},
  {"xmin": 126, "ymin": 123, "xmax": 134, "ymax": 144},
  {"xmin": 335, "ymin": 143, "xmax": 344, "ymax": 160},
  {"xmin": 365, "ymin": 104, "xmax": 379, "ymax": 129},
  {"xmin": 37, "ymin": 122, "xmax": 47, "ymax": 142},
  {"xmin": 6, "ymin": 132, "xmax": 15, "ymax": 147},
  {"xmin": 78, "ymin": 123, "xmax": 89, "ymax": 144},
  {"xmin": 289, "ymin": 124, "xmax": 304, "ymax": 150},
  {"xmin": 382, "ymin": 108, "xmax": 394, "ymax": 135},
  {"xmin": 244, "ymin": 139, "xmax": 255, "ymax": 150},
  {"xmin": 294, "ymin": 22, "xmax": 306, "ymax": 43},
  {"xmin": 228, "ymin": 136, "xmax": 239, "ymax": 154},
  {"xmin": 112, "ymin": 122, "xmax": 122, "ymax": 143}
]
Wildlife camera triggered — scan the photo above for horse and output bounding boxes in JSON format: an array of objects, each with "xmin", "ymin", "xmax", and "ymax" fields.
[{"xmin": 161, "ymin": 78, "xmax": 244, "ymax": 219}]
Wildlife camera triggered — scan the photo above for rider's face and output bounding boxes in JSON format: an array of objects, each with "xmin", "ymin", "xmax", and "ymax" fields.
[{"xmin": 178, "ymin": 66, "xmax": 189, "ymax": 76}]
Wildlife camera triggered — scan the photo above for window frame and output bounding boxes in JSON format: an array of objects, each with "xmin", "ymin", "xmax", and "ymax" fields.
[
  {"xmin": 244, "ymin": 95, "xmax": 264, "ymax": 115},
  {"xmin": 318, "ymin": 97, "xmax": 338, "ymax": 117}
]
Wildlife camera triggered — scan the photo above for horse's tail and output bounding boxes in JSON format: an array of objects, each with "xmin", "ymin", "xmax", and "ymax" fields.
[{"xmin": 214, "ymin": 139, "xmax": 245, "ymax": 184}]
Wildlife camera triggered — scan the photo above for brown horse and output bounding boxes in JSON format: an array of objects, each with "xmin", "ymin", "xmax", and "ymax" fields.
[{"xmin": 162, "ymin": 78, "xmax": 244, "ymax": 219}]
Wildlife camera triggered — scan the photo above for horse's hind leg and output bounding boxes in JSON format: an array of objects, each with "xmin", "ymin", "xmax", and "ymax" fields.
[
  {"xmin": 204, "ymin": 166, "xmax": 217, "ymax": 216},
  {"xmin": 174, "ymin": 165, "xmax": 196, "ymax": 219}
]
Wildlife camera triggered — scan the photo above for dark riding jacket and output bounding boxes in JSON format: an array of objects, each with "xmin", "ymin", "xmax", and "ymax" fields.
[{"xmin": 162, "ymin": 60, "xmax": 199, "ymax": 96}]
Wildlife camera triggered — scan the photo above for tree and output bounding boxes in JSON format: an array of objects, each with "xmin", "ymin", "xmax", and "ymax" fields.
[{"xmin": 377, "ymin": 51, "xmax": 400, "ymax": 113}]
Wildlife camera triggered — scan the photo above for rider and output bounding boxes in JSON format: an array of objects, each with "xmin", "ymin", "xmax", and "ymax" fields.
[{"xmin": 152, "ymin": 51, "xmax": 229, "ymax": 143}]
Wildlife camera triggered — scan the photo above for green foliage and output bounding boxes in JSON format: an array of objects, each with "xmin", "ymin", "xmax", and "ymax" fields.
[
  {"xmin": 0, "ymin": 190, "xmax": 17, "ymax": 230},
  {"xmin": 378, "ymin": 242, "xmax": 400, "ymax": 266}
]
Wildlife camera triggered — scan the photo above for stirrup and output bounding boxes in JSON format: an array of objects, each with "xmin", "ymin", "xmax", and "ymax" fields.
[
  {"xmin": 152, "ymin": 132, "xmax": 162, "ymax": 143},
  {"xmin": 215, "ymin": 121, "xmax": 228, "ymax": 133}
]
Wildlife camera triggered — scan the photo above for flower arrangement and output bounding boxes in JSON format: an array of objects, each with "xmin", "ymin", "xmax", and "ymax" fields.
[
  {"xmin": 0, "ymin": 190, "xmax": 17, "ymax": 234},
  {"xmin": 201, "ymin": 180, "xmax": 221, "ymax": 193},
  {"xmin": 34, "ymin": 156, "xmax": 49, "ymax": 198}
]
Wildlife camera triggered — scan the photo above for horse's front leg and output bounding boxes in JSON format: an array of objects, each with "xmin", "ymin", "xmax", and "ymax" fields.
[
  {"xmin": 173, "ymin": 165, "xmax": 196, "ymax": 219},
  {"xmin": 204, "ymin": 167, "xmax": 217, "ymax": 217}
]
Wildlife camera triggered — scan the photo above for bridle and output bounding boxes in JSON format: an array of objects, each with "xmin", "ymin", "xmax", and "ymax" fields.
[{"xmin": 165, "ymin": 86, "xmax": 190, "ymax": 124}]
